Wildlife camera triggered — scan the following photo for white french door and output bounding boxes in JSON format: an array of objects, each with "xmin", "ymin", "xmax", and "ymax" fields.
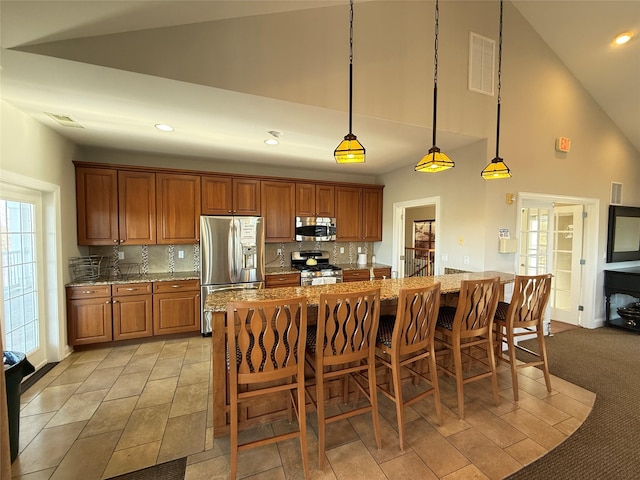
[
  {"xmin": 551, "ymin": 205, "xmax": 584, "ymax": 325},
  {"xmin": 0, "ymin": 185, "xmax": 47, "ymax": 367}
]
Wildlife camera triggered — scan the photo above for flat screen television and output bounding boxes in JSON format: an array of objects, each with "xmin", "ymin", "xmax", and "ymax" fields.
[{"xmin": 607, "ymin": 205, "xmax": 640, "ymax": 263}]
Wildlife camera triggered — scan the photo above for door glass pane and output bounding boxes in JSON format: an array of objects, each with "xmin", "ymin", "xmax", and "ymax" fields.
[{"xmin": 1, "ymin": 200, "xmax": 40, "ymax": 354}]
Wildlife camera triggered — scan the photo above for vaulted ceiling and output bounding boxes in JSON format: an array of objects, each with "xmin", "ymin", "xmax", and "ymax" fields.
[{"xmin": 1, "ymin": 1, "xmax": 638, "ymax": 175}]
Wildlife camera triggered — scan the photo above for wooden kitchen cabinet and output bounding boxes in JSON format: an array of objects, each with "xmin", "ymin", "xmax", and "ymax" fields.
[
  {"xmin": 265, "ymin": 272, "xmax": 301, "ymax": 288},
  {"xmin": 372, "ymin": 267, "xmax": 392, "ymax": 279},
  {"xmin": 76, "ymin": 167, "xmax": 156, "ymax": 246},
  {"xmin": 202, "ymin": 176, "xmax": 261, "ymax": 216},
  {"xmin": 66, "ymin": 285, "xmax": 113, "ymax": 346},
  {"xmin": 153, "ymin": 279, "xmax": 200, "ymax": 335},
  {"xmin": 156, "ymin": 173, "xmax": 201, "ymax": 244},
  {"xmin": 342, "ymin": 269, "xmax": 371, "ymax": 282},
  {"xmin": 112, "ymin": 283, "xmax": 153, "ymax": 341},
  {"xmin": 296, "ymin": 183, "xmax": 335, "ymax": 217},
  {"xmin": 261, "ymin": 180, "xmax": 295, "ymax": 242},
  {"xmin": 335, "ymin": 185, "xmax": 383, "ymax": 242}
]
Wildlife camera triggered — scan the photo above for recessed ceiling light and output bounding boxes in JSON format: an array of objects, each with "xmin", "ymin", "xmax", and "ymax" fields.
[
  {"xmin": 614, "ymin": 32, "xmax": 633, "ymax": 45},
  {"xmin": 264, "ymin": 130, "xmax": 282, "ymax": 145},
  {"xmin": 155, "ymin": 123, "xmax": 174, "ymax": 132}
]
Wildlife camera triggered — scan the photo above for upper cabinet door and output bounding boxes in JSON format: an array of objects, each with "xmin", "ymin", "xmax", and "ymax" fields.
[
  {"xmin": 315, "ymin": 184, "xmax": 335, "ymax": 218},
  {"xmin": 335, "ymin": 186, "xmax": 362, "ymax": 241},
  {"xmin": 232, "ymin": 178, "xmax": 261, "ymax": 216},
  {"xmin": 295, "ymin": 183, "xmax": 316, "ymax": 217},
  {"xmin": 201, "ymin": 175, "xmax": 233, "ymax": 215},
  {"xmin": 156, "ymin": 173, "xmax": 201, "ymax": 244},
  {"xmin": 76, "ymin": 167, "xmax": 119, "ymax": 245},
  {"xmin": 261, "ymin": 180, "xmax": 295, "ymax": 242},
  {"xmin": 362, "ymin": 187, "xmax": 383, "ymax": 241},
  {"xmin": 118, "ymin": 171, "xmax": 156, "ymax": 245}
]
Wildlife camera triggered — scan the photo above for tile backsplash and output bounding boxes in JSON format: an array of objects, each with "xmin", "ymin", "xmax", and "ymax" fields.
[{"xmin": 89, "ymin": 241, "xmax": 374, "ymax": 276}]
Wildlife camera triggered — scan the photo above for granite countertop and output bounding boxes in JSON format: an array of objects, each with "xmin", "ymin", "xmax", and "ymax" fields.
[
  {"xmin": 66, "ymin": 271, "xmax": 199, "ymax": 287},
  {"xmin": 265, "ymin": 263, "xmax": 391, "ymax": 275},
  {"xmin": 204, "ymin": 271, "xmax": 515, "ymax": 313}
]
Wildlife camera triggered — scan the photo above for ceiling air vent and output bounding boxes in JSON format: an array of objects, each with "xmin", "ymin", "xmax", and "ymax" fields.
[
  {"xmin": 611, "ymin": 182, "xmax": 623, "ymax": 205},
  {"xmin": 468, "ymin": 32, "xmax": 495, "ymax": 96},
  {"xmin": 45, "ymin": 112, "xmax": 85, "ymax": 129}
]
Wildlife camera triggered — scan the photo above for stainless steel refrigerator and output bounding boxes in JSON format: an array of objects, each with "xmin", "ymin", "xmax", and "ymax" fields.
[{"xmin": 200, "ymin": 215, "xmax": 265, "ymax": 335}]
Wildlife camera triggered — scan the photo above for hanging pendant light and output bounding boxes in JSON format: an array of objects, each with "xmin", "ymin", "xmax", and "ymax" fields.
[
  {"xmin": 415, "ymin": 0, "xmax": 454, "ymax": 173},
  {"xmin": 481, "ymin": 0, "xmax": 512, "ymax": 179},
  {"xmin": 335, "ymin": 0, "xmax": 365, "ymax": 164}
]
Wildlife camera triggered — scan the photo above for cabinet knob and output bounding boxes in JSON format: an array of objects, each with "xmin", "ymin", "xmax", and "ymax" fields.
[
  {"xmin": 113, "ymin": 239, "xmax": 118, "ymax": 243},
  {"xmin": 105, "ymin": 300, "xmax": 111, "ymax": 304},
  {"xmin": 119, "ymin": 239, "xmax": 125, "ymax": 243}
]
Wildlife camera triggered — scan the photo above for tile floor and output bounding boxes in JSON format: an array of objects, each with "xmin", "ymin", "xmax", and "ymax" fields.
[{"xmin": 11, "ymin": 335, "xmax": 595, "ymax": 480}]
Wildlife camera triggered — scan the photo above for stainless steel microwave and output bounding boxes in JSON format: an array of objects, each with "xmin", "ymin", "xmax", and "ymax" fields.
[{"xmin": 295, "ymin": 217, "xmax": 336, "ymax": 241}]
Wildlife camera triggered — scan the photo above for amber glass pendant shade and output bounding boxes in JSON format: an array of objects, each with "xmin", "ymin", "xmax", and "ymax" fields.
[
  {"xmin": 481, "ymin": 157, "xmax": 512, "ymax": 179},
  {"xmin": 415, "ymin": 146, "xmax": 454, "ymax": 173},
  {"xmin": 335, "ymin": 133, "xmax": 365, "ymax": 163}
]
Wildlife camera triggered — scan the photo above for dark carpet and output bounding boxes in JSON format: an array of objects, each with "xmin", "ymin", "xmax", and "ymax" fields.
[
  {"xmin": 106, "ymin": 457, "xmax": 187, "ymax": 480},
  {"xmin": 506, "ymin": 327, "xmax": 640, "ymax": 479}
]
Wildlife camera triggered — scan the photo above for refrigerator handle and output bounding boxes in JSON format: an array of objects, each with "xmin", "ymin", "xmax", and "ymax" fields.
[{"xmin": 228, "ymin": 219, "xmax": 237, "ymax": 281}]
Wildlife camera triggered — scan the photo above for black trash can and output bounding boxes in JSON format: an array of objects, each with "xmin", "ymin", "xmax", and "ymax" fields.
[{"xmin": 3, "ymin": 351, "xmax": 35, "ymax": 462}]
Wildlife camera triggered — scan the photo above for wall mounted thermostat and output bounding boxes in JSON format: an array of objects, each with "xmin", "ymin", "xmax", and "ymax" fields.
[{"xmin": 555, "ymin": 136, "xmax": 571, "ymax": 152}]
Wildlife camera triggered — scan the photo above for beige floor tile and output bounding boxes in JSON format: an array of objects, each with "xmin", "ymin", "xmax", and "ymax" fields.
[
  {"xmin": 116, "ymin": 403, "xmax": 171, "ymax": 451},
  {"xmin": 18, "ymin": 411, "xmax": 56, "ymax": 453},
  {"xmin": 448, "ymin": 427, "xmax": 522, "ymax": 479},
  {"xmin": 47, "ymin": 361, "xmax": 100, "ymax": 387},
  {"xmin": 348, "ymin": 411, "xmax": 405, "ymax": 464},
  {"xmin": 49, "ymin": 430, "xmax": 120, "ymax": 480},
  {"xmin": 74, "ymin": 348, "xmax": 112, "ymax": 365},
  {"xmin": 95, "ymin": 349, "xmax": 135, "ymax": 370},
  {"xmin": 101, "ymin": 441, "xmax": 162, "ymax": 479},
  {"xmin": 134, "ymin": 340, "xmax": 166, "ymax": 356},
  {"xmin": 178, "ymin": 360, "xmax": 210, "ymax": 386},
  {"xmin": 10, "ymin": 467, "xmax": 56, "ymax": 480},
  {"xmin": 104, "ymin": 370, "xmax": 150, "ymax": 401},
  {"xmin": 121, "ymin": 352, "xmax": 159, "ymax": 375},
  {"xmin": 512, "ymin": 389, "xmax": 571, "ymax": 426},
  {"xmin": 517, "ymin": 365, "xmax": 545, "ymax": 380},
  {"xmin": 462, "ymin": 402, "xmax": 527, "ymax": 448},
  {"xmin": 545, "ymin": 375, "xmax": 596, "ymax": 406},
  {"xmin": 184, "ymin": 344, "xmax": 211, "ymax": 365},
  {"xmin": 184, "ymin": 455, "xmax": 229, "ymax": 480},
  {"xmin": 20, "ymin": 383, "xmax": 82, "ymax": 416},
  {"xmin": 515, "ymin": 375, "xmax": 556, "ymax": 400},
  {"xmin": 43, "ymin": 355, "xmax": 78, "ymax": 379},
  {"xmin": 504, "ymin": 438, "xmax": 548, "ymax": 466},
  {"xmin": 19, "ymin": 375, "xmax": 55, "ymax": 405},
  {"xmin": 157, "ymin": 341, "xmax": 189, "ymax": 360},
  {"xmin": 75, "ymin": 366, "xmax": 125, "ymax": 393},
  {"xmin": 157, "ymin": 410, "xmax": 207, "ymax": 463},
  {"xmin": 169, "ymin": 381, "xmax": 209, "ymax": 417},
  {"xmin": 148, "ymin": 357, "xmax": 184, "ymax": 381},
  {"xmin": 236, "ymin": 443, "xmax": 283, "ymax": 478},
  {"xmin": 376, "ymin": 392, "xmax": 421, "ymax": 429},
  {"xmin": 412, "ymin": 396, "xmax": 471, "ymax": 437},
  {"xmin": 554, "ymin": 416, "xmax": 583, "ymax": 436},
  {"xmin": 501, "ymin": 408, "xmax": 567, "ymax": 450},
  {"xmin": 403, "ymin": 418, "xmax": 469, "ymax": 478},
  {"xmin": 244, "ymin": 467, "xmax": 286, "ymax": 480},
  {"xmin": 11, "ymin": 421, "xmax": 87, "ymax": 476},
  {"xmin": 442, "ymin": 464, "xmax": 491, "ymax": 480},
  {"xmin": 276, "ymin": 437, "xmax": 316, "ymax": 480},
  {"xmin": 80, "ymin": 396, "xmax": 138, "ymax": 438},
  {"xmin": 542, "ymin": 391, "xmax": 593, "ymax": 421},
  {"xmin": 379, "ymin": 451, "xmax": 438, "ymax": 480},
  {"xmin": 136, "ymin": 376, "xmax": 178, "ymax": 409},
  {"xmin": 46, "ymin": 388, "xmax": 109, "ymax": 428},
  {"xmin": 325, "ymin": 440, "xmax": 387, "ymax": 480}
]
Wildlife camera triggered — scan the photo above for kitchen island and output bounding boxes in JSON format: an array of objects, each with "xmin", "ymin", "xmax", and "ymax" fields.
[{"xmin": 206, "ymin": 271, "xmax": 515, "ymax": 435}]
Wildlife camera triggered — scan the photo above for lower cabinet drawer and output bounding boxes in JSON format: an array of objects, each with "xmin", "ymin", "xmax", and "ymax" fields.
[
  {"xmin": 342, "ymin": 269, "xmax": 370, "ymax": 282},
  {"xmin": 265, "ymin": 273, "xmax": 301, "ymax": 288}
]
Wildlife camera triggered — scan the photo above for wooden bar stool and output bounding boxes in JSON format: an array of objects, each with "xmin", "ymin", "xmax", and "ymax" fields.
[
  {"xmin": 494, "ymin": 273, "xmax": 553, "ymax": 401},
  {"xmin": 227, "ymin": 297, "xmax": 309, "ymax": 480},
  {"xmin": 435, "ymin": 277, "xmax": 501, "ymax": 419},
  {"xmin": 375, "ymin": 283, "xmax": 442, "ymax": 450},
  {"xmin": 305, "ymin": 287, "xmax": 382, "ymax": 467}
]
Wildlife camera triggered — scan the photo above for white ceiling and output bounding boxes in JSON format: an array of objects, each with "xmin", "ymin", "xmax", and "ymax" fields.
[{"xmin": 1, "ymin": 1, "xmax": 638, "ymax": 175}]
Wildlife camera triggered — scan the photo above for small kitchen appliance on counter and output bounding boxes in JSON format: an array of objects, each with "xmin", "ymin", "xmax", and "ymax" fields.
[
  {"xmin": 291, "ymin": 250, "xmax": 343, "ymax": 286},
  {"xmin": 200, "ymin": 215, "xmax": 265, "ymax": 335}
]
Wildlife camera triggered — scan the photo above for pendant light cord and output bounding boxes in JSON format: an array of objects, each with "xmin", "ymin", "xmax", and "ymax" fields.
[
  {"xmin": 348, "ymin": 0, "xmax": 354, "ymax": 134},
  {"xmin": 495, "ymin": 0, "xmax": 503, "ymax": 159},
  {"xmin": 432, "ymin": 0, "xmax": 439, "ymax": 147}
]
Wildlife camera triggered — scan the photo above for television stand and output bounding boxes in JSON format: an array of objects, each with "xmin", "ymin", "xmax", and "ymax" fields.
[{"xmin": 605, "ymin": 267, "xmax": 640, "ymax": 333}]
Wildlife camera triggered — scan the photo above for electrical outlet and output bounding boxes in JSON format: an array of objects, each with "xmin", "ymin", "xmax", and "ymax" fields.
[
  {"xmin": 463, "ymin": 256, "xmax": 470, "ymax": 265},
  {"xmin": 178, "ymin": 250, "xmax": 184, "ymax": 259},
  {"xmin": 276, "ymin": 248, "xmax": 283, "ymax": 255},
  {"xmin": 441, "ymin": 253, "xmax": 448, "ymax": 262},
  {"xmin": 118, "ymin": 251, "xmax": 124, "ymax": 260},
  {"xmin": 340, "ymin": 247, "xmax": 345, "ymax": 254},
  {"xmin": 358, "ymin": 247, "xmax": 362, "ymax": 253}
]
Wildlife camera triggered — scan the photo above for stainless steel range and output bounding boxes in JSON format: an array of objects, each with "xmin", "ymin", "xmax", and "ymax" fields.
[{"xmin": 291, "ymin": 250, "xmax": 343, "ymax": 286}]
